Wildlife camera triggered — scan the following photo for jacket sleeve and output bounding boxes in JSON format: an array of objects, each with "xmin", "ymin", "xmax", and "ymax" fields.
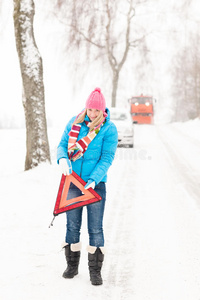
[
  {"xmin": 89, "ymin": 122, "xmax": 118, "ymax": 184},
  {"xmin": 57, "ymin": 117, "xmax": 76, "ymax": 164}
]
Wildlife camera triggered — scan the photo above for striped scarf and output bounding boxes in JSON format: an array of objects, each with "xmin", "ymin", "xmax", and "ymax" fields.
[{"xmin": 68, "ymin": 121, "xmax": 103, "ymax": 162}]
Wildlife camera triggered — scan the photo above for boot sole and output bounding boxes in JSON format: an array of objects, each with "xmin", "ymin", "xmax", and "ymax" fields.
[
  {"xmin": 62, "ymin": 271, "xmax": 78, "ymax": 279},
  {"xmin": 90, "ymin": 279, "xmax": 103, "ymax": 285}
]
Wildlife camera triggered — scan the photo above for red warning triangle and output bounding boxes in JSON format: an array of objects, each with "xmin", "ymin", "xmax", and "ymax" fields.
[{"xmin": 53, "ymin": 171, "xmax": 102, "ymax": 216}]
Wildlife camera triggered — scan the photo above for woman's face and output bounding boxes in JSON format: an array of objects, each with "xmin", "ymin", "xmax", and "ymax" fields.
[{"xmin": 87, "ymin": 108, "xmax": 100, "ymax": 121}]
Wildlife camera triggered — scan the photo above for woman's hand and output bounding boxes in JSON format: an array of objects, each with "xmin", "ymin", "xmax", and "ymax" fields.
[
  {"xmin": 59, "ymin": 158, "xmax": 72, "ymax": 176},
  {"xmin": 84, "ymin": 180, "xmax": 95, "ymax": 190}
]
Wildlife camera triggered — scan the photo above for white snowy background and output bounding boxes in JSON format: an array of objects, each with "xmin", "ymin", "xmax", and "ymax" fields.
[{"xmin": 1, "ymin": 1, "xmax": 200, "ymax": 300}]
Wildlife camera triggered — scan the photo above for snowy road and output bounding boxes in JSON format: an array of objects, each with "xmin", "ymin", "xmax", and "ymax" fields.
[
  {"xmin": 124, "ymin": 124, "xmax": 200, "ymax": 300},
  {"xmin": 1, "ymin": 121, "xmax": 200, "ymax": 300}
]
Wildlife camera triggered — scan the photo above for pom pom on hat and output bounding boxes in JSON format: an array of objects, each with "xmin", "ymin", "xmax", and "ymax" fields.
[{"xmin": 85, "ymin": 87, "xmax": 106, "ymax": 111}]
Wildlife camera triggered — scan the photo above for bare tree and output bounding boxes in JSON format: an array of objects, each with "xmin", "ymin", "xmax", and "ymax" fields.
[
  {"xmin": 13, "ymin": 0, "xmax": 51, "ymax": 170},
  {"xmin": 54, "ymin": 0, "xmax": 140, "ymax": 107},
  {"xmin": 105, "ymin": 0, "xmax": 135, "ymax": 106}
]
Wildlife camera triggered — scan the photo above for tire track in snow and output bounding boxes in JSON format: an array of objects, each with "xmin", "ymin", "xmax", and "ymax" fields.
[
  {"xmin": 102, "ymin": 149, "xmax": 136, "ymax": 299},
  {"xmin": 129, "ymin": 125, "xmax": 185, "ymax": 300}
]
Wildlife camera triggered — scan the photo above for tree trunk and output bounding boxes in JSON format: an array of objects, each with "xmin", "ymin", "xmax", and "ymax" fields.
[
  {"xmin": 105, "ymin": 0, "xmax": 133, "ymax": 107},
  {"xmin": 111, "ymin": 70, "xmax": 119, "ymax": 107},
  {"xmin": 13, "ymin": 0, "xmax": 51, "ymax": 170}
]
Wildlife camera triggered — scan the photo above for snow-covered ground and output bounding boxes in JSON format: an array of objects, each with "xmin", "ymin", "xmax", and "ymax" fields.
[{"xmin": 0, "ymin": 119, "xmax": 200, "ymax": 300}]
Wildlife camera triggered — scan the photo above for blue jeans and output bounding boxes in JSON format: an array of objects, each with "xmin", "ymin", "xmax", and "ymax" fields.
[{"xmin": 65, "ymin": 182, "xmax": 106, "ymax": 247}]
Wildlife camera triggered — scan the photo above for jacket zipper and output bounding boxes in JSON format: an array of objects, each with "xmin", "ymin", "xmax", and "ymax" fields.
[
  {"xmin": 80, "ymin": 123, "xmax": 89, "ymax": 178},
  {"xmin": 80, "ymin": 155, "xmax": 84, "ymax": 178}
]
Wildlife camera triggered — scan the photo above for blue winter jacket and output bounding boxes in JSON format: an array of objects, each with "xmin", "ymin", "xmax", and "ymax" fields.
[{"xmin": 57, "ymin": 108, "xmax": 118, "ymax": 185}]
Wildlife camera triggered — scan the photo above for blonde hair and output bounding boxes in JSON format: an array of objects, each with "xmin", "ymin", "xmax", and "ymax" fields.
[{"xmin": 73, "ymin": 109, "xmax": 105, "ymax": 131}]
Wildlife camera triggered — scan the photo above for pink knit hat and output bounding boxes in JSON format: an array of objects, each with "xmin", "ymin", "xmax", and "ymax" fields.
[{"xmin": 85, "ymin": 87, "xmax": 106, "ymax": 111}]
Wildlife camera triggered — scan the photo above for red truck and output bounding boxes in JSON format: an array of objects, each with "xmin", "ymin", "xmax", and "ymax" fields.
[{"xmin": 128, "ymin": 94, "xmax": 154, "ymax": 124}]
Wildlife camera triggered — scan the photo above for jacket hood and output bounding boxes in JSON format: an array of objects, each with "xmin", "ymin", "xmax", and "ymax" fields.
[{"xmin": 105, "ymin": 108, "xmax": 110, "ymax": 121}]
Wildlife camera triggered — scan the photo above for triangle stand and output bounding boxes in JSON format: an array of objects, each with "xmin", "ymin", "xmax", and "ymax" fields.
[{"xmin": 49, "ymin": 171, "xmax": 102, "ymax": 227}]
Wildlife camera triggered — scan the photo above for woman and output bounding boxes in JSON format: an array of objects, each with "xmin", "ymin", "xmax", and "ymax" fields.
[{"xmin": 57, "ymin": 87, "xmax": 118, "ymax": 285}]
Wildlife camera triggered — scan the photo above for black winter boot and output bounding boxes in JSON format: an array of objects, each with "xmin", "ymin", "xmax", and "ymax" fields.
[
  {"xmin": 88, "ymin": 247, "xmax": 104, "ymax": 285},
  {"xmin": 63, "ymin": 243, "xmax": 81, "ymax": 279}
]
